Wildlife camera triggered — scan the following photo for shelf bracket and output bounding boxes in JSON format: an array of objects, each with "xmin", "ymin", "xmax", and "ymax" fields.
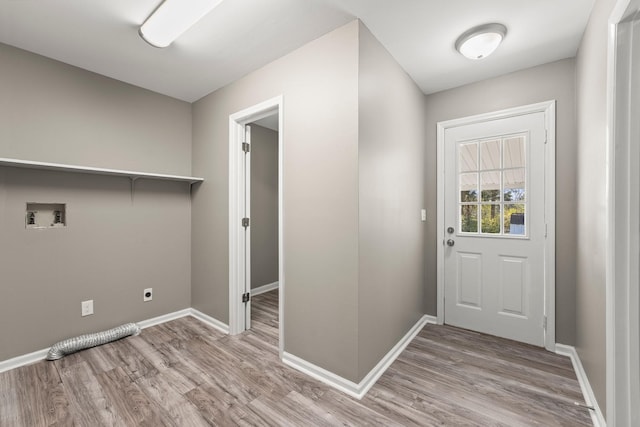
[{"xmin": 130, "ymin": 177, "xmax": 139, "ymax": 203}]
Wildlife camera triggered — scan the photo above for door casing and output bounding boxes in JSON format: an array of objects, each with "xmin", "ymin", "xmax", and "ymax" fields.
[
  {"xmin": 228, "ymin": 95, "xmax": 284, "ymax": 359},
  {"xmin": 436, "ymin": 100, "xmax": 556, "ymax": 351},
  {"xmin": 607, "ymin": 0, "xmax": 640, "ymax": 424}
]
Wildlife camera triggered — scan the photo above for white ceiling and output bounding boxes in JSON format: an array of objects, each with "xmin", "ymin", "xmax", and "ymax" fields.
[{"xmin": 0, "ymin": 0, "xmax": 595, "ymax": 103}]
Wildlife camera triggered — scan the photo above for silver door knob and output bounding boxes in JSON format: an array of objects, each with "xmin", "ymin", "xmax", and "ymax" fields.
[{"xmin": 447, "ymin": 239, "xmax": 455, "ymax": 247}]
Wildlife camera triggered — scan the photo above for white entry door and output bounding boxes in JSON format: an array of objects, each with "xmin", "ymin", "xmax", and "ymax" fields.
[{"xmin": 443, "ymin": 111, "xmax": 548, "ymax": 346}]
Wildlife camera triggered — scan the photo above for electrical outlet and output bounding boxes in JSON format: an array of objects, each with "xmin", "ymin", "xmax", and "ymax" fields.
[
  {"xmin": 421, "ymin": 209, "xmax": 427, "ymax": 222},
  {"xmin": 81, "ymin": 300, "xmax": 93, "ymax": 317},
  {"xmin": 143, "ymin": 288, "xmax": 153, "ymax": 302}
]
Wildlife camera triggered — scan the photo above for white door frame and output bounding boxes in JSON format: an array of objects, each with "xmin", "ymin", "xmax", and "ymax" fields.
[
  {"xmin": 229, "ymin": 95, "xmax": 284, "ymax": 359},
  {"xmin": 436, "ymin": 100, "xmax": 556, "ymax": 351},
  {"xmin": 607, "ymin": 0, "xmax": 640, "ymax": 424}
]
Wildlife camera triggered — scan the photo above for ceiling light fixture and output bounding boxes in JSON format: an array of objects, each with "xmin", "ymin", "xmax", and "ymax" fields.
[
  {"xmin": 455, "ymin": 23, "xmax": 507, "ymax": 60},
  {"xmin": 139, "ymin": 0, "xmax": 224, "ymax": 48}
]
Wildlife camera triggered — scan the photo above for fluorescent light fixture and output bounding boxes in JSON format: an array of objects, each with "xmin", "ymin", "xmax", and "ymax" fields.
[
  {"xmin": 139, "ymin": 0, "xmax": 224, "ymax": 48},
  {"xmin": 455, "ymin": 23, "xmax": 507, "ymax": 60}
]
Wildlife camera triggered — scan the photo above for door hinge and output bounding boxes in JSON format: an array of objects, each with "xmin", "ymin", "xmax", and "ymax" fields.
[
  {"xmin": 242, "ymin": 142, "xmax": 251, "ymax": 153},
  {"xmin": 543, "ymin": 316, "xmax": 547, "ymax": 330},
  {"xmin": 545, "ymin": 223, "xmax": 548, "ymax": 238},
  {"xmin": 242, "ymin": 292, "xmax": 251, "ymax": 303},
  {"xmin": 242, "ymin": 217, "xmax": 250, "ymax": 228},
  {"xmin": 544, "ymin": 129, "xmax": 548, "ymax": 144}
]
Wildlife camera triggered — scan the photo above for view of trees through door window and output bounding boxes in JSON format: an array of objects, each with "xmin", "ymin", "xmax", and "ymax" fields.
[{"xmin": 458, "ymin": 134, "xmax": 527, "ymax": 236}]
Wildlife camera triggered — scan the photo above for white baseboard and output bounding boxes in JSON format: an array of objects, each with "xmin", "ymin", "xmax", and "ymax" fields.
[
  {"xmin": 138, "ymin": 308, "xmax": 229, "ymax": 335},
  {"xmin": 251, "ymin": 281, "xmax": 279, "ymax": 296},
  {"xmin": 283, "ymin": 314, "xmax": 432, "ymax": 400},
  {"xmin": 282, "ymin": 352, "xmax": 362, "ymax": 398},
  {"xmin": 0, "ymin": 307, "xmax": 230, "ymax": 374},
  {"xmin": 555, "ymin": 344, "xmax": 605, "ymax": 427},
  {"xmin": 0, "ymin": 348, "xmax": 49, "ymax": 374},
  {"xmin": 190, "ymin": 308, "xmax": 230, "ymax": 334},
  {"xmin": 423, "ymin": 315, "xmax": 438, "ymax": 325},
  {"xmin": 137, "ymin": 308, "xmax": 192, "ymax": 329}
]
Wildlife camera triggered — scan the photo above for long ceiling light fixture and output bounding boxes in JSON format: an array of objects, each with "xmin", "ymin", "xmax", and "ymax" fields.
[
  {"xmin": 455, "ymin": 23, "xmax": 507, "ymax": 60},
  {"xmin": 139, "ymin": 0, "xmax": 224, "ymax": 48}
]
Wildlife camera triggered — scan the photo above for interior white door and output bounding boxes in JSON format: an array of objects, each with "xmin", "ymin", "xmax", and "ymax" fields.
[
  {"xmin": 444, "ymin": 112, "xmax": 546, "ymax": 346},
  {"xmin": 243, "ymin": 124, "xmax": 252, "ymax": 330}
]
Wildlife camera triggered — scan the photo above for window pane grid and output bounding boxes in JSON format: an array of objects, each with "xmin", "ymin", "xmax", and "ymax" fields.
[{"xmin": 457, "ymin": 134, "xmax": 527, "ymax": 237}]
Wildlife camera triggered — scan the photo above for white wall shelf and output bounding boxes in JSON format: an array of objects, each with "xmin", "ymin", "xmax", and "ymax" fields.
[{"xmin": 0, "ymin": 157, "xmax": 203, "ymax": 184}]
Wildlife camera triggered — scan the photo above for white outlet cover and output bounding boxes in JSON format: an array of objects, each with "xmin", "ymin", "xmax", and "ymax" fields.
[
  {"xmin": 81, "ymin": 300, "xmax": 93, "ymax": 316},
  {"xmin": 143, "ymin": 288, "xmax": 153, "ymax": 302},
  {"xmin": 421, "ymin": 209, "xmax": 427, "ymax": 221}
]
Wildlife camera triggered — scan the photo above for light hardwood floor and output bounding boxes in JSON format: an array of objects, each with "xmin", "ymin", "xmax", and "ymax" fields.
[{"xmin": 0, "ymin": 290, "xmax": 592, "ymax": 426}]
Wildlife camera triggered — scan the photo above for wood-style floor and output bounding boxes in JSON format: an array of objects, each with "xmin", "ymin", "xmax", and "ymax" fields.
[{"xmin": 0, "ymin": 290, "xmax": 593, "ymax": 426}]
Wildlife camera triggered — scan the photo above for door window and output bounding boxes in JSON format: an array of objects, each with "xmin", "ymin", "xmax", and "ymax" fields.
[{"xmin": 458, "ymin": 134, "xmax": 527, "ymax": 236}]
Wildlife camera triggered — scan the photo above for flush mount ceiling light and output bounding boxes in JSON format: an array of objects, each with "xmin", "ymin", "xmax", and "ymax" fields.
[
  {"xmin": 139, "ymin": 0, "xmax": 224, "ymax": 48},
  {"xmin": 455, "ymin": 23, "xmax": 507, "ymax": 60}
]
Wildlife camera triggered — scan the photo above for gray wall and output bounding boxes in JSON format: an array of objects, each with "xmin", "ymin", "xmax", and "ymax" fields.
[
  {"xmin": 249, "ymin": 124, "xmax": 279, "ymax": 289},
  {"xmin": 424, "ymin": 58, "xmax": 578, "ymax": 345},
  {"xmin": 192, "ymin": 21, "xmax": 361, "ymax": 380},
  {"xmin": 0, "ymin": 43, "xmax": 192, "ymax": 176},
  {"xmin": 0, "ymin": 44, "xmax": 193, "ymax": 361},
  {"xmin": 357, "ymin": 23, "xmax": 425, "ymax": 379},
  {"xmin": 575, "ymin": 0, "xmax": 617, "ymax": 414},
  {"xmin": 192, "ymin": 20, "xmax": 427, "ymax": 383}
]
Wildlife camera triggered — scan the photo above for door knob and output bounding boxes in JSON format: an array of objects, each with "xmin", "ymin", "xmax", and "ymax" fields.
[
  {"xmin": 447, "ymin": 227, "xmax": 454, "ymax": 234},
  {"xmin": 447, "ymin": 239, "xmax": 455, "ymax": 247}
]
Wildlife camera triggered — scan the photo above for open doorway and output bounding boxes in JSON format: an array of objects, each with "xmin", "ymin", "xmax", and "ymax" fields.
[
  {"xmin": 228, "ymin": 96, "xmax": 284, "ymax": 358},
  {"xmin": 246, "ymin": 115, "xmax": 280, "ymax": 347}
]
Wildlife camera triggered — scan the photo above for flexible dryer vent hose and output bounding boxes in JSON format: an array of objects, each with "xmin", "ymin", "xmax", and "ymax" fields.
[{"xmin": 46, "ymin": 323, "xmax": 141, "ymax": 361}]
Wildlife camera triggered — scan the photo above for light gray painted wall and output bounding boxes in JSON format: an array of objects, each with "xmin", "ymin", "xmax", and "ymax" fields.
[
  {"xmin": 249, "ymin": 124, "xmax": 279, "ymax": 289},
  {"xmin": 0, "ymin": 170, "xmax": 192, "ymax": 361},
  {"xmin": 424, "ymin": 59, "xmax": 577, "ymax": 345},
  {"xmin": 575, "ymin": 0, "xmax": 617, "ymax": 414},
  {"xmin": 0, "ymin": 44, "xmax": 193, "ymax": 362},
  {"xmin": 0, "ymin": 43, "xmax": 192, "ymax": 175},
  {"xmin": 192, "ymin": 21, "xmax": 361, "ymax": 380},
  {"xmin": 357, "ymin": 23, "xmax": 425, "ymax": 380}
]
